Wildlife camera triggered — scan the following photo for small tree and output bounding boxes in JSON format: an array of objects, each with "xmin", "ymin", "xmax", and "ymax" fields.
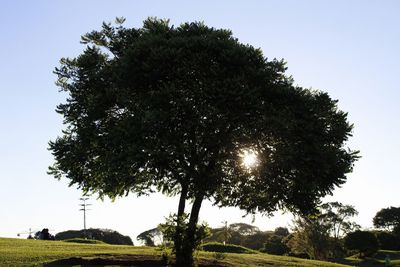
[
  {"xmin": 159, "ymin": 214, "xmax": 211, "ymax": 250},
  {"xmin": 49, "ymin": 18, "xmax": 358, "ymax": 266},
  {"xmin": 218, "ymin": 221, "xmax": 232, "ymax": 245},
  {"xmin": 344, "ymin": 230, "xmax": 378, "ymax": 258}
]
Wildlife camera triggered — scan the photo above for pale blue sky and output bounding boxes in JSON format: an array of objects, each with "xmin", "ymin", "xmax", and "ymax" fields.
[{"xmin": 1, "ymin": 0, "xmax": 399, "ymax": 241}]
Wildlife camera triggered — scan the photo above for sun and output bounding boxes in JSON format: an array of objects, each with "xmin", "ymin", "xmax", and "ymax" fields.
[{"xmin": 241, "ymin": 149, "xmax": 259, "ymax": 169}]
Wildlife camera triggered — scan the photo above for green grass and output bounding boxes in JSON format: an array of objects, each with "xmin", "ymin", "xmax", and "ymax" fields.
[
  {"xmin": 0, "ymin": 237, "xmax": 156, "ymax": 266},
  {"xmin": 0, "ymin": 237, "xmax": 380, "ymax": 267}
]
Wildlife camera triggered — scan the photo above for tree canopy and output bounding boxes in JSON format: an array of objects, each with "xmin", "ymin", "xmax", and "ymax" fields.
[
  {"xmin": 373, "ymin": 206, "xmax": 400, "ymax": 233},
  {"xmin": 320, "ymin": 201, "xmax": 359, "ymax": 240},
  {"xmin": 55, "ymin": 228, "xmax": 133, "ymax": 245},
  {"xmin": 49, "ymin": 18, "xmax": 358, "ymax": 266},
  {"xmin": 136, "ymin": 227, "xmax": 162, "ymax": 246}
]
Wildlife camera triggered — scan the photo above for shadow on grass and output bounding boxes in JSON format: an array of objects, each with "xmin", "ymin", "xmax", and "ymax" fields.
[
  {"xmin": 43, "ymin": 254, "xmax": 232, "ymax": 267},
  {"xmin": 335, "ymin": 250, "xmax": 400, "ymax": 267},
  {"xmin": 337, "ymin": 257, "xmax": 384, "ymax": 267},
  {"xmin": 43, "ymin": 255, "xmax": 162, "ymax": 266}
]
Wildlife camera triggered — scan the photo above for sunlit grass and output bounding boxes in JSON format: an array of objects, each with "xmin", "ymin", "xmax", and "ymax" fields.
[
  {"xmin": 0, "ymin": 237, "xmax": 157, "ymax": 266},
  {"xmin": 0, "ymin": 237, "xmax": 357, "ymax": 266}
]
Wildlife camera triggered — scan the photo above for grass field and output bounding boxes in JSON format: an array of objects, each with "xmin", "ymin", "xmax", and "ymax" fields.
[{"xmin": 0, "ymin": 237, "xmax": 398, "ymax": 267}]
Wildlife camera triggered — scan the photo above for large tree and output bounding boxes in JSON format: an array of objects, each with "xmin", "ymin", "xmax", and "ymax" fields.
[
  {"xmin": 49, "ymin": 18, "xmax": 358, "ymax": 266},
  {"xmin": 373, "ymin": 207, "xmax": 400, "ymax": 233}
]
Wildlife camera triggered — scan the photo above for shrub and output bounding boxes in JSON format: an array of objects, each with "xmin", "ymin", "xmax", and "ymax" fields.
[
  {"xmin": 261, "ymin": 234, "xmax": 289, "ymax": 255},
  {"xmin": 63, "ymin": 238, "xmax": 106, "ymax": 244},
  {"xmin": 201, "ymin": 242, "xmax": 255, "ymax": 254},
  {"xmin": 213, "ymin": 252, "xmax": 227, "ymax": 260},
  {"xmin": 375, "ymin": 231, "xmax": 400, "ymax": 250}
]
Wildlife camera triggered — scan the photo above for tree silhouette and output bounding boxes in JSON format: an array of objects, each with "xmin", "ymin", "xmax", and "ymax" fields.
[
  {"xmin": 136, "ymin": 228, "xmax": 162, "ymax": 246},
  {"xmin": 49, "ymin": 18, "xmax": 358, "ymax": 266},
  {"xmin": 373, "ymin": 206, "xmax": 400, "ymax": 234}
]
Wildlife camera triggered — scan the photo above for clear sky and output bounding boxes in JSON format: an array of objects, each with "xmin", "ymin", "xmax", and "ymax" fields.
[{"xmin": 1, "ymin": 0, "xmax": 399, "ymax": 242}]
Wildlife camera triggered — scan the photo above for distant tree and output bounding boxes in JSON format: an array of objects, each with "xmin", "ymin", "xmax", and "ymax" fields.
[
  {"xmin": 274, "ymin": 227, "xmax": 290, "ymax": 237},
  {"xmin": 34, "ymin": 228, "xmax": 55, "ymax": 240},
  {"xmin": 287, "ymin": 216, "xmax": 331, "ymax": 260},
  {"xmin": 344, "ymin": 230, "xmax": 378, "ymax": 258},
  {"xmin": 55, "ymin": 228, "xmax": 133, "ymax": 245},
  {"xmin": 373, "ymin": 207, "xmax": 400, "ymax": 234},
  {"xmin": 320, "ymin": 202, "xmax": 360, "ymax": 240},
  {"xmin": 229, "ymin": 223, "xmax": 260, "ymax": 236},
  {"xmin": 206, "ymin": 225, "xmax": 238, "ymax": 245},
  {"xmin": 242, "ymin": 231, "xmax": 270, "ymax": 250},
  {"xmin": 207, "ymin": 222, "xmax": 260, "ymax": 246},
  {"xmin": 49, "ymin": 18, "xmax": 358, "ymax": 267},
  {"xmin": 320, "ymin": 202, "xmax": 360, "ymax": 259},
  {"xmin": 287, "ymin": 202, "xmax": 359, "ymax": 260},
  {"xmin": 261, "ymin": 233, "xmax": 289, "ymax": 255},
  {"xmin": 205, "ymin": 222, "xmax": 272, "ymax": 250},
  {"xmin": 137, "ymin": 228, "xmax": 162, "ymax": 246}
]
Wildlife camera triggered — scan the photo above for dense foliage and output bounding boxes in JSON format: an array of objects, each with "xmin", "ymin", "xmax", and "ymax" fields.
[
  {"xmin": 55, "ymin": 228, "xmax": 133, "ymax": 245},
  {"xmin": 201, "ymin": 242, "xmax": 256, "ymax": 254},
  {"xmin": 287, "ymin": 216, "xmax": 331, "ymax": 260},
  {"xmin": 344, "ymin": 231, "xmax": 379, "ymax": 258},
  {"xmin": 49, "ymin": 18, "xmax": 358, "ymax": 266},
  {"xmin": 374, "ymin": 231, "xmax": 400, "ymax": 250},
  {"xmin": 261, "ymin": 234, "xmax": 289, "ymax": 255},
  {"xmin": 205, "ymin": 222, "xmax": 284, "ymax": 251}
]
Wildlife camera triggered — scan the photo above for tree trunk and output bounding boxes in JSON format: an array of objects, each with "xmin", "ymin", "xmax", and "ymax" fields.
[
  {"xmin": 173, "ymin": 184, "xmax": 188, "ymax": 257},
  {"xmin": 175, "ymin": 193, "xmax": 204, "ymax": 267}
]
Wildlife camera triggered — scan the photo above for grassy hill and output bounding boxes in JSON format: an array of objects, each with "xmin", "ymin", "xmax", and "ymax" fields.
[{"xmin": 0, "ymin": 237, "xmax": 395, "ymax": 267}]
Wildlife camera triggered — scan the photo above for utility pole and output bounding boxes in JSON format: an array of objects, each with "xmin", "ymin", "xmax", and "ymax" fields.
[
  {"xmin": 222, "ymin": 220, "xmax": 228, "ymax": 245},
  {"xmin": 17, "ymin": 228, "xmax": 36, "ymax": 239},
  {"xmin": 79, "ymin": 197, "xmax": 91, "ymax": 238}
]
